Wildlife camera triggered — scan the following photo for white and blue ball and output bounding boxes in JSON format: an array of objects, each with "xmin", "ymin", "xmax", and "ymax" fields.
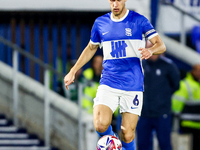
[{"xmin": 97, "ymin": 135, "xmax": 122, "ymax": 150}]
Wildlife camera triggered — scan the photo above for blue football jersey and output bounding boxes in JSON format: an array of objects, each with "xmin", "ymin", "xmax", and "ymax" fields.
[{"xmin": 90, "ymin": 10, "xmax": 158, "ymax": 91}]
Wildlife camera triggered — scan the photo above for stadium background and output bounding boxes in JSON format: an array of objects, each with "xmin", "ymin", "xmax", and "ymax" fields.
[{"xmin": 0, "ymin": 0, "xmax": 200, "ymax": 150}]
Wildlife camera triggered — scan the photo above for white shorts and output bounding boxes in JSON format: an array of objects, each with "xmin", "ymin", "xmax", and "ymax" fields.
[{"xmin": 93, "ymin": 85, "xmax": 143, "ymax": 116}]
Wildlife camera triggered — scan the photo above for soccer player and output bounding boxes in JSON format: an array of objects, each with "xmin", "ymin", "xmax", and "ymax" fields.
[{"xmin": 64, "ymin": 0, "xmax": 166, "ymax": 150}]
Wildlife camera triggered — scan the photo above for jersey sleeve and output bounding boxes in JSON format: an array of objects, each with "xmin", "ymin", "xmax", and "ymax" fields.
[
  {"xmin": 90, "ymin": 20, "xmax": 101, "ymax": 46},
  {"xmin": 141, "ymin": 17, "xmax": 158, "ymax": 40}
]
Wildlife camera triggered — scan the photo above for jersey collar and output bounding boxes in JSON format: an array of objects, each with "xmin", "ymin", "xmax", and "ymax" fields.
[{"xmin": 111, "ymin": 9, "xmax": 129, "ymax": 22}]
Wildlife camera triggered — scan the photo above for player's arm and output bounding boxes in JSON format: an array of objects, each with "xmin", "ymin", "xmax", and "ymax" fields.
[
  {"xmin": 148, "ymin": 35, "xmax": 166, "ymax": 55},
  {"xmin": 64, "ymin": 42, "xmax": 99, "ymax": 90},
  {"xmin": 139, "ymin": 35, "xmax": 166, "ymax": 60}
]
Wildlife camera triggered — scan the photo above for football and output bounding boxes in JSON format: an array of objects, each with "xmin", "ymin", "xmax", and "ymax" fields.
[{"xmin": 97, "ymin": 135, "xmax": 122, "ymax": 150}]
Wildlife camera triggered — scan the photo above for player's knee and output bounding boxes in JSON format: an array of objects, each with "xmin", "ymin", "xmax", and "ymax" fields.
[
  {"xmin": 121, "ymin": 127, "xmax": 135, "ymax": 143},
  {"xmin": 94, "ymin": 120, "xmax": 110, "ymax": 133}
]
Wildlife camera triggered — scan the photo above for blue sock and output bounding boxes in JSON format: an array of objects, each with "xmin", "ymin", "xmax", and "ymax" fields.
[
  {"xmin": 122, "ymin": 139, "xmax": 136, "ymax": 150},
  {"xmin": 96, "ymin": 125, "xmax": 114, "ymax": 138}
]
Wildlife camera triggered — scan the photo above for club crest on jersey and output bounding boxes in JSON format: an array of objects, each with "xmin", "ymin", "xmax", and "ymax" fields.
[
  {"xmin": 110, "ymin": 41, "xmax": 127, "ymax": 58},
  {"xmin": 125, "ymin": 28, "xmax": 132, "ymax": 36}
]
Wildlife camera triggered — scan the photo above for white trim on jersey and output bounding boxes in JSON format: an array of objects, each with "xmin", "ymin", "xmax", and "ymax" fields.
[
  {"xmin": 90, "ymin": 39, "xmax": 103, "ymax": 48},
  {"xmin": 110, "ymin": 9, "xmax": 129, "ymax": 22},
  {"xmin": 147, "ymin": 33, "xmax": 158, "ymax": 40},
  {"xmin": 90, "ymin": 39, "xmax": 100, "ymax": 45}
]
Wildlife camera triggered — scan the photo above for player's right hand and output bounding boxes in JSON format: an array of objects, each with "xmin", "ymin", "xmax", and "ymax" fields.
[{"xmin": 64, "ymin": 72, "xmax": 75, "ymax": 90}]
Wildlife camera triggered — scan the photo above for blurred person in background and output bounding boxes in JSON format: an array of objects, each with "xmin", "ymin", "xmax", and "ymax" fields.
[
  {"xmin": 64, "ymin": 55, "xmax": 103, "ymax": 104},
  {"xmin": 172, "ymin": 64, "xmax": 200, "ymax": 150},
  {"xmin": 137, "ymin": 40, "xmax": 180, "ymax": 150},
  {"xmin": 82, "ymin": 55, "xmax": 103, "ymax": 113},
  {"xmin": 64, "ymin": 59, "xmax": 84, "ymax": 102},
  {"xmin": 51, "ymin": 44, "xmax": 76, "ymax": 97},
  {"xmin": 64, "ymin": 0, "xmax": 166, "ymax": 149},
  {"xmin": 191, "ymin": 25, "xmax": 200, "ymax": 54}
]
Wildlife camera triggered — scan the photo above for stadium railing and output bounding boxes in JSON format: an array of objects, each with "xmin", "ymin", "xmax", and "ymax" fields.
[
  {"xmin": 160, "ymin": 0, "xmax": 200, "ymax": 46},
  {"xmin": 0, "ymin": 36, "xmax": 95, "ymax": 150},
  {"xmin": 0, "ymin": 22, "xmax": 91, "ymax": 92}
]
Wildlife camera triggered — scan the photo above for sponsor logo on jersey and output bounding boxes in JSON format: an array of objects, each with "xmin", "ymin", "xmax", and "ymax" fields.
[
  {"xmin": 110, "ymin": 41, "xmax": 127, "ymax": 58},
  {"xmin": 131, "ymin": 107, "xmax": 138, "ymax": 109},
  {"xmin": 102, "ymin": 31, "xmax": 109, "ymax": 35}
]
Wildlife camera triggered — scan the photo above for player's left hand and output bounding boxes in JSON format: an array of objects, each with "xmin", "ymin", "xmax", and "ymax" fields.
[{"xmin": 138, "ymin": 48, "xmax": 153, "ymax": 60}]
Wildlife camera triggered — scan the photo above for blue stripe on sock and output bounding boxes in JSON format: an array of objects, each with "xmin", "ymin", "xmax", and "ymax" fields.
[
  {"xmin": 122, "ymin": 139, "xmax": 136, "ymax": 150},
  {"xmin": 96, "ymin": 125, "xmax": 114, "ymax": 137}
]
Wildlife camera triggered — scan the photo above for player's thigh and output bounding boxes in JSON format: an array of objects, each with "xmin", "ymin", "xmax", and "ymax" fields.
[
  {"xmin": 93, "ymin": 85, "xmax": 119, "ymax": 127},
  {"xmin": 120, "ymin": 91, "xmax": 143, "ymax": 116},
  {"xmin": 93, "ymin": 104, "xmax": 113, "ymax": 126}
]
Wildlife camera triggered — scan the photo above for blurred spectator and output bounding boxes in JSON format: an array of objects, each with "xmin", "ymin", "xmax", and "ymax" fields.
[
  {"xmin": 63, "ymin": 60, "xmax": 84, "ymax": 102},
  {"xmin": 172, "ymin": 64, "xmax": 200, "ymax": 150},
  {"xmin": 137, "ymin": 41, "xmax": 180, "ymax": 150},
  {"xmin": 191, "ymin": 25, "xmax": 200, "ymax": 54},
  {"xmin": 82, "ymin": 55, "xmax": 103, "ymax": 113},
  {"xmin": 49, "ymin": 43, "xmax": 80, "ymax": 99}
]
